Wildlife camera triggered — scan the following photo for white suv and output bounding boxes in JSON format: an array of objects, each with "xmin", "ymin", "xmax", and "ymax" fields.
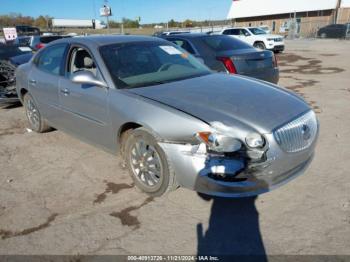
[{"xmin": 220, "ymin": 27, "xmax": 285, "ymax": 52}]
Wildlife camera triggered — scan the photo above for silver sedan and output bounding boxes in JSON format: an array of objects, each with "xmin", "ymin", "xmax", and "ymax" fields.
[{"xmin": 16, "ymin": 36, "xmax": 319, "ymax": 197}]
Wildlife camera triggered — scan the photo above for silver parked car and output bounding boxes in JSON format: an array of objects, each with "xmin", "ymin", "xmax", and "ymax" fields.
[{"xmin": 16, "ymin": 36, "xmax": 319, "ymax": 197}]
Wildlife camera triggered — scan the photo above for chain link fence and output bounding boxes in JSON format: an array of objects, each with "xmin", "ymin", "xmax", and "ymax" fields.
[{"xmin": 162, "ymin": 18, "xmax": 350, "ymax": 39}]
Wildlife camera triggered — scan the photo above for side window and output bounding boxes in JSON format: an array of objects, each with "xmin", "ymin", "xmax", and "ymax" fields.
[
  {"xmin": 231, "ymin": 29, "xmax": 240, "ymax": 35},
  {"xmin": 68, "ymin": 47, "xmax": 97, "ymax": 77},
  {"xmin": 169, "ymin": 39, "xmax": 195, "ymax": 54},
  {"xmin": 241, "ymin": 29, "xmax": 251, "ymax": 36},
  {"xmin": 36, "ymin": 44, "xmax": 67, "ymax": 76}
]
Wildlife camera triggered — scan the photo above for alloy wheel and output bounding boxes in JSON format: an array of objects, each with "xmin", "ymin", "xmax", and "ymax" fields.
[
  {"xmin": 25, "ymin": 97, "xmax": 40, "ymax": 131},
  {"xmin": 129, "ymin": 139, "xmax": 163, "ymax": 188}
]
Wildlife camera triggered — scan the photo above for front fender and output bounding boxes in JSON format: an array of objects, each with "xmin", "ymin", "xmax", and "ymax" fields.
[{"xmin": 108, "ymin": 90, "xmax": 212, "ymax": 146}]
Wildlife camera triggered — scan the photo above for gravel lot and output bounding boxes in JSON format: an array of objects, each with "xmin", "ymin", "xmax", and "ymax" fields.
[{"xmin": 0, "ymin": 39, "xmax": 349, "ymax": 257}]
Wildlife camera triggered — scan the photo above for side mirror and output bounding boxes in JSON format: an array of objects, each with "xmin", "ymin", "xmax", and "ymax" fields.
[{"xmin": 70, "ymin": 70, "xmax": 108, "ymax": 88}]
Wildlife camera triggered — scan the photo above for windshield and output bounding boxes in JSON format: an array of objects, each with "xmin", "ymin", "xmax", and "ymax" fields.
[
  {"xmin": 249, "ymin": 28, "xmax": 267, "ymax": 35},
  {"xmin": 100, "ymin": 41, "xmax": 211, "ymax": 89}
]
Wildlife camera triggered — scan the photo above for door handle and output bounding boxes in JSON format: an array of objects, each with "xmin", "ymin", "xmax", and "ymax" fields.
[
  {"xmin": 29, "ymin": 79, "xmax": 36, "ymax": 86},
  {"xmin": 60, "ymin": 88, "xmax": 70, "ymax": 96}
]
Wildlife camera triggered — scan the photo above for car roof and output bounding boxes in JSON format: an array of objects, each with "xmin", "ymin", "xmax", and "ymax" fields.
[
  {"xmin": 164, "ymin": 31, "xmax": 190, "ymax": 33},
  {"xmin": 162, "ymin": 33, "xmax": 214, "ymax": 39},
  {"xmin": 52, "ymin": 35, "xmax": 166, "ymax": 47},
  {"xmin": 223, "ymin": 27, "xmax": 246, "ymax": 30}
]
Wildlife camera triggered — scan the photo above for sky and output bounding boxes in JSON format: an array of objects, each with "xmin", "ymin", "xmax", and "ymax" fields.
[{"xmin": 0, "ymin": 0, "xmax": 232, "ymax": 24}]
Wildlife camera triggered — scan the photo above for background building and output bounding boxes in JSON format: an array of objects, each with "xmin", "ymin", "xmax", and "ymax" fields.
[{"xmin": 227, "ymin": 0, "xmax": 350, "ymax": 37}]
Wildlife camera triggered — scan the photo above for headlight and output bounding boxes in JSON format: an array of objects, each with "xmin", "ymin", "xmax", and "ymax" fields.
[
  {"xmin": 245, "ymin": 133, "xmax": 265, "ymax": 148},
  {"xmin": 195, "ymin": 132, "xmax": 241, "ymax": 153},
  {"xmin": 267, "ymin": 38, "xmax": 274, "ymax": 41}
]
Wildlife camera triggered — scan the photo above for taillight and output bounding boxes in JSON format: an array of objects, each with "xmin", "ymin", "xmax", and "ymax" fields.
[
  {"xmin": 272, "ymin": 54, "xmax": 278, "ymax": 68},
  {"xmin": 217, "ymin": 57, "xmax": 237, "ymax": 74},
  {"xmin": 35, "ymin": 43, "xmax": 45, "ymax": 49}
]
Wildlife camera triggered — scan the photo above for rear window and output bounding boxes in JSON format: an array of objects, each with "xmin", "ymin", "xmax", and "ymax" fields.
[
  {"xmin": 40, "ymin": 36, "xmax": 63, "ymax": 44},
  {"xmin": 17, "ymin": 37, "xmax": 31, "ymax": 46},
  {"xmin": 201, "ymin": 35, "xmax": 251, "ymax": 51}
]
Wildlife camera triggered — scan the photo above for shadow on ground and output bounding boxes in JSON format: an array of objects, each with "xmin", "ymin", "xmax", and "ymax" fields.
[{"xmin": 197, "ymin": 195, "xmax": 267, "ymax": 261}]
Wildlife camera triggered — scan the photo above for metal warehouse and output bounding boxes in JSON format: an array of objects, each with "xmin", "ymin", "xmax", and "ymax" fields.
[{"xmin": 227, "ymin": 0, "xmax": 350, "ymax": 37}]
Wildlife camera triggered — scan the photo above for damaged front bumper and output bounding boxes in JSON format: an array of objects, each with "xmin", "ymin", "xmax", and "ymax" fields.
[{"xmin": 159, "ymin": 133, "xmax": 317, "ymax": 197}]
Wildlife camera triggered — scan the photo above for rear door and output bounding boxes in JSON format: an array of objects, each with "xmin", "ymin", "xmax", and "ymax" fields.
[
  {"xmin": 28, "ymin": 43, "xmax": 68, "ymax": 122},
  {"xmin": 58, "ymin": 44, "xmax": 112, "ymax": 150},
  {"xmin": 240, "ymin": 29, "xmax": 254, "ymax": 45}
]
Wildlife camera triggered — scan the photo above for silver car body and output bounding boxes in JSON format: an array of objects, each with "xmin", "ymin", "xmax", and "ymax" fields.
[{"xmin": 16, "ymin": 36, "xmax": 319, "ymax": 197}]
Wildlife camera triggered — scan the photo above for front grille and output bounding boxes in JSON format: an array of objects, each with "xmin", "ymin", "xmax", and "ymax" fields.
[{"xmin": 274, "ymin": 111, "xmax": 318, "ymax": 153}]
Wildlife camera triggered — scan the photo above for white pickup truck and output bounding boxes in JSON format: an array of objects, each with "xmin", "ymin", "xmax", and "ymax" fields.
[{"xmin": 220, "ymin": 27, "xmax": 285, "ymax": 52}]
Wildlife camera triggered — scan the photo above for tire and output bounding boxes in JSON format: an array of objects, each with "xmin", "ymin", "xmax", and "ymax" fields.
[
  {"xmin": 253, "ymin": 42, "xmax": 266, "ymax": 50},
  {"xmin": 23, "ymin": 93, "xmax": 51, "ymax": 133},
  {"xmin": 320, "ymin": 33, "xmax": 327, "ymax": 39},
  {"xmin": 123, "ymin": 127, "xmax": 177, "ymax": 197}
]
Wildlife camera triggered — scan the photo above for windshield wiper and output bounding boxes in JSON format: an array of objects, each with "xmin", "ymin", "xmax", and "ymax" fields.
[
  {"xmin": 126, "ymin": 81, "xmax": 168, "ymax": 89},
  {"xmin": 121, "ymin": 72, "xmax": 211, "ymax": 89}
]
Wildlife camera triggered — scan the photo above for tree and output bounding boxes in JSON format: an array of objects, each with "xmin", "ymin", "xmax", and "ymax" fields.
[
  {"xmin": 34, "ymin": 16, "xmax": 48, "ymax": 28},
  {"xmin": 0, "ymin": 13, "xmax": 34, "ymax": 27},
  {"xmin": 168, "ymin": 19, "xmax": 180, "ymax": 28},
  {"xmin": 122, "ymin": 18, "xmax": 140, "ymax": 28},
  {"xmin": 183, "ymin": 19, "xmax": 194, "ymax": 28},
  {"xmin": 108, "ymin": 20, "xmax": 120, "ymax": 28}
]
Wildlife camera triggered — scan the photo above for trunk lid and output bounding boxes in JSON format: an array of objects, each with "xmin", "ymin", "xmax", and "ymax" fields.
[{"xmin": 217, "ymin": 49, "xmax": 274, "ymax": 74}]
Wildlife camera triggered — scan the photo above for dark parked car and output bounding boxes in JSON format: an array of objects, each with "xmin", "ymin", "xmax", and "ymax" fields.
[
  {"xmin": 162, "ymin": 33, "xmax": 279, "ymax": 84},
  {"xmin": 317, "ymin": 24, "xmax": 350, "ymax": 38},
  {"xmin": 15, "ymin": 25, "xmax": 40, "ymax": 36},
  {"xmin": 15, "ymin": 35, "xmax": 71, "ymax": 50},
  {"xmin": 0, "ymin": 44, "xmax": 33, "ymax": 105}
]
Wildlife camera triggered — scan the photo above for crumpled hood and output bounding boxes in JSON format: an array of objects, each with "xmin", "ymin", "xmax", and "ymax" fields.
[{"xmin": 127, "ymin": 73, "xmax": 310, "ymax": 133}]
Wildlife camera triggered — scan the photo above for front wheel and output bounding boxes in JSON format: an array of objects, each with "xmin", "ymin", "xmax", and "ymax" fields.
[
  {"xmin": 253, "ymin": 42, "xmax": 266, "ymax": 50},
  {"xmin": 23, "ymin": 93, "xmax": 51, "ymax": 133},
  {"xmin": 124, "ymin": 128, "xmax": 177, "ymax": 197}
]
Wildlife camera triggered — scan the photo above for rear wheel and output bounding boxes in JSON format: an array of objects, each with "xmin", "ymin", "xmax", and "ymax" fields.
[
  {"xmin": 254, "ymin": 42, "xmax": 266, "ymax": 50},
  {"xmin": 124, "ymin": 128, "xmax": 177, "ymax": 197},
  {"xmin": 23, "ymin": 93, "xmax": 51, "ymax": 133}
]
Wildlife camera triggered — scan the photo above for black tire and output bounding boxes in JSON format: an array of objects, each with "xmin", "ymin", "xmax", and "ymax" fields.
[
  {"xmin": 320, "ymin": 33, "xmax": 327, "ymax": 39},
  {"xmin": 124, "ymin": 127, "xmax": 177, "ymax": 197},
  {"xmin": 23, "ymin": 93, "xmax": 51, "ymax": 133},
  {"xmin": 253, "ymin": 42, "xmax": 266, "ymax": 50}
]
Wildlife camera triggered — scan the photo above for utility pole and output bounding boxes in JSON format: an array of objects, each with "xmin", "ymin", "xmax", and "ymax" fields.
[
  {"xmin": 105, "ymin": 0, "xmax": 110, "ymax": 34},
  {"xmin": 334, "ymin": 0, "xmax": 342, "ymax": 24},
  {"xmin": 92, "ymin": 0, "xmax": 96, "ymax": 20}
]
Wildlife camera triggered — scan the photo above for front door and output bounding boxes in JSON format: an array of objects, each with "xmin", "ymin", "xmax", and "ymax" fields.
[{"xmin": 58, "ymin": 45, "xmax": 113, "ymax": 150}]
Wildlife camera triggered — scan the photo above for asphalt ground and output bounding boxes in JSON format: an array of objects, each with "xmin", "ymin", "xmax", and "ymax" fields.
[{"xmin": 0, "ymin": 39, "xmax": 349, "ymax": 258}]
